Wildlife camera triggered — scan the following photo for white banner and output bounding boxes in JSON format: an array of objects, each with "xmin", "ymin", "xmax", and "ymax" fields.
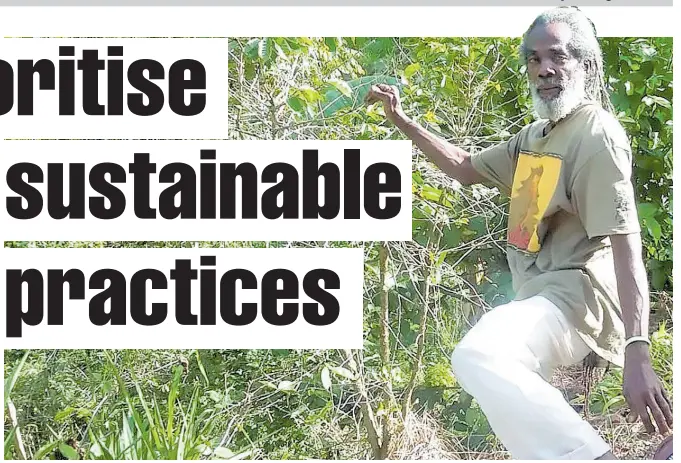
[
  {"xmin": 1, "ymin": 139, "xmax": 413, "ymax": 241},
  {"xmin": 2, "ymin": 247, "xmax": 365, "ymax": 349},
  {"xmin": 0, "ymin": 38, "xmax": 229, "ymax": 139}
]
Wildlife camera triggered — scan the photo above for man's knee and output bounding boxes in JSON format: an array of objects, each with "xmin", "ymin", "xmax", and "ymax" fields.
[
  {"xmin": 450, "ymin": 330, "xmax": 487, "ymax": 382},
  {"xmin": 450, "ymin": 308, "xmax": 514, "ymax": 380}
]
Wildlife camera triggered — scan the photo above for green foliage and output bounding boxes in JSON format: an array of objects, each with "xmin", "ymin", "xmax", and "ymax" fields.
[
  {"xmin": 5, "ymin": 35, "xmax": 673, "ymax": 460},
  {"xmin": 602, "ymin": 38, "xmax": 673, "ymax": 290}
]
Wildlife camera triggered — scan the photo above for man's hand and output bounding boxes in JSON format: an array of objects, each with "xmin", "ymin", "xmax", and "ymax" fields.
[
  {"xmin": 363, "ymin": 83, "xmax": 482, "ymax": 186},
  {"xmin": 365, "ymin": 84, "xmax": 407, "ymax": 125},
  {"xmin": 623, "ymin": 342, "xmax": 673, "ymax": 435}
]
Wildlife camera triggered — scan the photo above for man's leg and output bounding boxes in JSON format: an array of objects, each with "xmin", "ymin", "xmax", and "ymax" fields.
[{"xmin": 450, "ymin": 295, "xmax": 612, "ymax": 460}]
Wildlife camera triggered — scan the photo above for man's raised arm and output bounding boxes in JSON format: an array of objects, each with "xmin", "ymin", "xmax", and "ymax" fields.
[{"xmin": 366, "ymin": 84, "xmax": 485, "ymax": 186}]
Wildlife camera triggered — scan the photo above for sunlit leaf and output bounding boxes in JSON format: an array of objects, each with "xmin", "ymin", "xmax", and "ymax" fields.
[
  {"xmin": 404, "ymin": 63, "xmax": 421, "ymax": 78},
  {"xmin": 277, "ymin": 380, "xmax": 297, "ymax": 392},
  {"xmin": 321, "ymin": 367, "xmax": 332, "ymax": 392},
  {"xmin": 329, "ymin": 366, "xmax": 355, "ymax": 380}
]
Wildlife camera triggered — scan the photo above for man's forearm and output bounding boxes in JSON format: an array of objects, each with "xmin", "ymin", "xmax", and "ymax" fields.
[
  {"xmin": 611, "ymin": 233, "xmax": 650, "ymax": 340},
  {"xmin": 393, "ymin": 115, "xmax": 480, "ymax": 185}
]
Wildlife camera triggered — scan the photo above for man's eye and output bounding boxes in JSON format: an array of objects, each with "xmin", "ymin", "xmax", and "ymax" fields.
[{"xmin": 528, "ymin": 56, "xmax": 539, "ymax": 64}]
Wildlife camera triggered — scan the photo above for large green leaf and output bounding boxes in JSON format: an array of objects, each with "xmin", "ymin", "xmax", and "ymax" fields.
[
  {"xmin": 320, "ymin": 75, "xmax": 402, "ymax": 118},
  {"xmin": 58, "ymin": 442, "xmax": 80, "ymax": 460}
]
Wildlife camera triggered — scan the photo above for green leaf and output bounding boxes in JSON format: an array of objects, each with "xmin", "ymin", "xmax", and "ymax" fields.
[
  {"xmin": 195, "ymin": 350, "xmax": 210, "ymax": 386},
  {"xmin": 453, "ymin": 422, "xmax": 468, "ymax": 432},
  {"xmin": 58, "ymin": 442, "xmax": 80, "ymax": 460},
  {"xmin": 643, "ymin": 95, "xmax": 671, "ymax": 109},
  {"xmin": 55, "ymin": 407, "xmax": 76, "ymax": 422},
  {"xmin": 287, "ymin": 96, "xmax": 307, "ymax": 113},
  {"xmin": 321, "ymin": 367, "xmax": 332, "ymax": 392},
  {"xmin": 465, "ymin": 407, "xmax": 480, "ymax": 427},
  {"xmin": 4, "ymin": 350, "xmax": 29, "ymax": 405},
  {"xmin": 404, "ymin": 63, "xmax": 421, "ymax": 78},
  {"xmin": 646, "ymin": 217, "xmax": 662, "ymax": 241},
  {"xmin": 652, "ymin": 267, "xmax": 667, "ymax": 290},
  {"xmin": 243, "ymin": 38, "xmax": 261, "ymax": 59},
  {"xmin": 320, "ymin": 75, "xmax": 401, "ymax": 118},
  {"xmin": 324, "ymin": 37, "xmax": 338, "ymax": 52},
  {"xmin": 257, "ymin": 38, "xmax": 268, "ymax": 59},
  {"xmin": 297, "ymin": 86, "xmax": 322, "ymax": 104},
  {"xmin": 638, "ymin": 202, "xmax": 658, "ymax": 220},
  {"xmin": 444, "ymin": 225, "xmax": 461, "ymax": 248},
  {"xmin": 601, "ymin": 395, "xmax": 625, "ymax": 414},
  {"xmin": 33, "ymin": 440, "xmax": 60, "ymax": 460},
  {"xmin": 328, "ymin": 79, "xmax": 352, "ymax": 98},
  {"xmin": 102, "ymin": 380, "xmax": 112, "ymax": 394},
  {"xmin": 458, "ymin": 390, "xmax": 473, "ymax": 410},
  {"xmin": 421, "ymin": 185, "xmax": 443, "ymax": 202},
  {"xmin": 618, "ymin": 115, "xmax": 636, "ymax": 124}
]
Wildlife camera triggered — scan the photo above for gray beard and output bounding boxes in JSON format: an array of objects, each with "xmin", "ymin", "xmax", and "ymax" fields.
[{"xmin": 529, "ymin": 73, "xmax": 587, "ymax": 122}]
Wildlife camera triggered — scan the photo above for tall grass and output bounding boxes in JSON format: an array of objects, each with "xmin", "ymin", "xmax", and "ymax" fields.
[{"xmin": 4, "ymin": 351, "xmax": 256, "ymax": 460}]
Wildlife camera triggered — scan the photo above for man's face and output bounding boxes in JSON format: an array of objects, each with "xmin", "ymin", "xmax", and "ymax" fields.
[{"xmin": 525, "ymin": 22, "xmax": 587, "ymax": 121}]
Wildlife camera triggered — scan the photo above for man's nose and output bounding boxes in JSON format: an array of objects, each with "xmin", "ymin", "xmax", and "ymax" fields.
[{"xmin": 538, "ymin": 61, "xmax": 556, "ymax": 78}]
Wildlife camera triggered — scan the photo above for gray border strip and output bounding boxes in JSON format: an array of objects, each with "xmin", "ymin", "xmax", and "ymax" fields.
[{"xmin": 0, "ymin": 0, "xmax": 673, "ymax": 5}]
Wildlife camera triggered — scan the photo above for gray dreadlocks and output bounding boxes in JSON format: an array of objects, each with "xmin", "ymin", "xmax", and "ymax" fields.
[{"xmin": 520, "ymin": 7, "xmax": 615, "ymax": 114}]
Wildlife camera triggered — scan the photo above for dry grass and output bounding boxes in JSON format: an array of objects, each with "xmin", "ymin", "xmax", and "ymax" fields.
[
  {"xmin": 590, "ymin": 412, "xmax": 666, "ymax": 460},
  {"xmin": 384, "ymin": 411, "xmax": 509, "ymax": 460},
  {"xmin": 386, "ymin": 412, "xmax": 461, "ymax": 460}
]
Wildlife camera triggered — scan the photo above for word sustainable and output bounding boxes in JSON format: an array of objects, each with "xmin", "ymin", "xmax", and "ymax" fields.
[
  {"xmin": 6, "ymin": 149, "xmax": 401, "ymax": 220},
  {"xmin": 6, "ymin": 257, "xmax": 340, "ymax": 338},
  {"xmin": 0, "ymin": 45, "xmax": 206, "ymax": 116}
]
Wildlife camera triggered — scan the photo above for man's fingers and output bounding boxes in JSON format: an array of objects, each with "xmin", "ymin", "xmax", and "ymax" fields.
[
  {"xmin": 649, "ymin": 398, "xmax": 670, "ymax": 435},
  {"xmin": 375, "ymin": 83, "xmax": 399, "ymax": 98},
  {"xmin": 640, "ymin": 410, "xmax": 656, "ymax": 434},
  {"xmin": 661, "ymin": 387, "xmax": 673, "ymax": 411},
  {"xmin": 639, "ymin": 400, "xmax": 657, "ymax": 434},
  {"xmin": 365, "ymin": 90, "xmax": 384, "ymax": 104},
  {"xmin": 657, "ymin": 391, "xmax": 674, "ymax": 429},
  {"xmin": 367, "ymin": 86, "xmax": 390, "ymax": 100}
]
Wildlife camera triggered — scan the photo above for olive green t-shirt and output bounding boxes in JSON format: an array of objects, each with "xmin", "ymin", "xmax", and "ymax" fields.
[{"xmin": 471, "ymin": 102, "xmax": 640, "ymax": 367}]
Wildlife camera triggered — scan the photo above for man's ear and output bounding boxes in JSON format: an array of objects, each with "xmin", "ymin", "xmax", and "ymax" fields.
[{"xmin": 583, "ymin": 60, "xmax": 592, "ymax": 72}]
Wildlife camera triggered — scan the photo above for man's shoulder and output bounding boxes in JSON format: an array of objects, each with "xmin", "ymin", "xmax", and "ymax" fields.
[{"xmin": 569, "ymin": 102, "xmax": 631, "ymax": 152}]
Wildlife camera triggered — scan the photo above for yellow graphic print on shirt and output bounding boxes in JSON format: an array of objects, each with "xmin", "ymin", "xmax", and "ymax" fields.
[{"xmin": 507, "ymin": 151, "xmax": 562, "ymax": 253}]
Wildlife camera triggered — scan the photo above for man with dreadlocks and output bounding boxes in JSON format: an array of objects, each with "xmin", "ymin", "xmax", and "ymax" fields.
[{"xmin": 366, "ymin": 6, "xmax": 672, "ymax": 460}]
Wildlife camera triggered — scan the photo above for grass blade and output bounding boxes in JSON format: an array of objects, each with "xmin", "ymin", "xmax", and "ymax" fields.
[
  {"xmin": 167, "ymin": 365, "xmax": 183, "ymax": 442},
  {"xmin": 4, "ymin": 350, "xmax": 30, "ymax": 406},
  {"xmin": 195, "ymin": 350, "xmax": 210, "ymax": 387}
]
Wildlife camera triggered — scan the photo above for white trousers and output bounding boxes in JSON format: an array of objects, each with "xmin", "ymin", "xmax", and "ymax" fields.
[{"xmin": 450, "ymin": 295, "xmax": 611, "ymax": 460}]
